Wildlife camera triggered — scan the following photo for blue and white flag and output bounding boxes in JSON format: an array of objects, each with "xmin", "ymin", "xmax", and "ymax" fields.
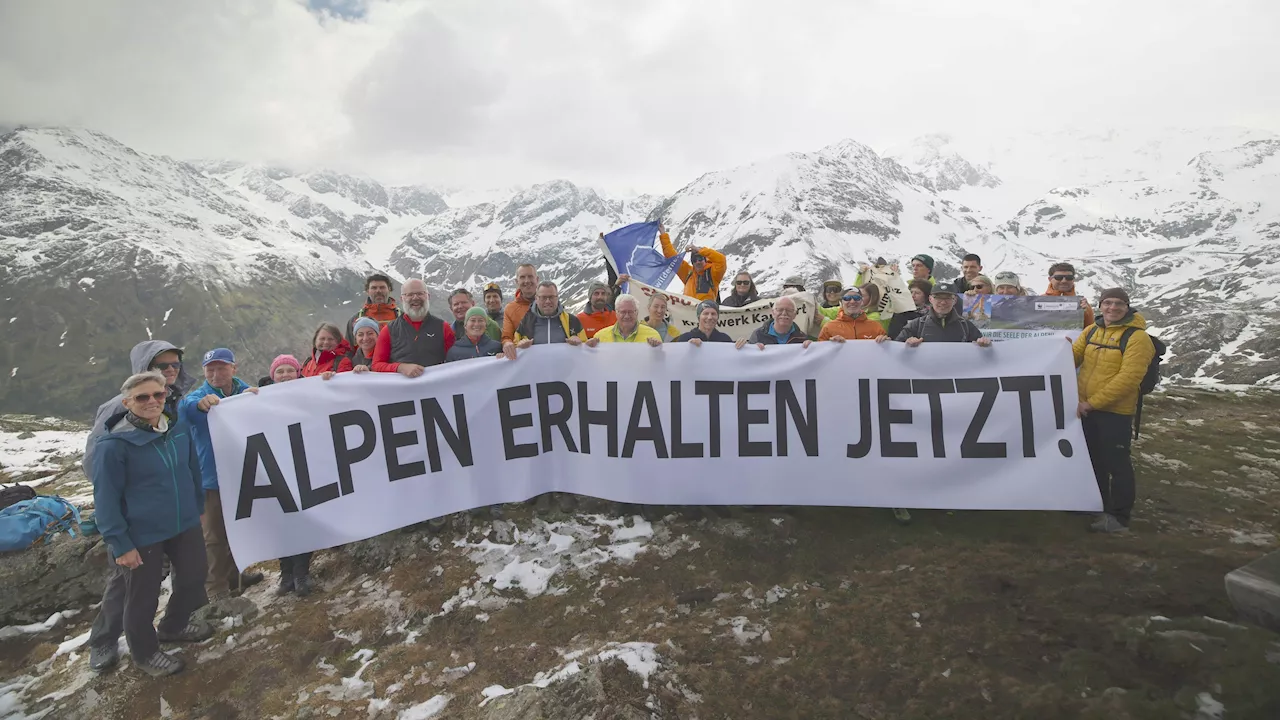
[{"xmin": 598, "ymin": 221, "xmax": 685, "ymax": 294}]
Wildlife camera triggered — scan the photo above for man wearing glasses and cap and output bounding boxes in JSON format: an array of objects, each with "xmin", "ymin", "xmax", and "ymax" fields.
[{"xmin": 1044, "ymin": 262, "xmax": 1095, "ymax": 328}]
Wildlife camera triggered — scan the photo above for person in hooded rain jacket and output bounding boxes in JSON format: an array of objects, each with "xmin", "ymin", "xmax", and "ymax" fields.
[
  {"xmin": 300, "ymin": 323, "xmax": 355, "ymax": 378},
  {"xmin": 1072, "ymin": 288, "xmax": 1155, "ymax": 534},
  {"xmin": 86, "ymin": 370, "xmax": 212, "ymax": 677},
  {"xmin": 511, "ymin": 281, "xmax": 589, "ymax": 350},
  {"xmin": 84, "ymin": 340, "xmax": 197, "ymax": 674},
  {"xmin": 658, "ymin": 225, "xmax": 727, "ymax": 302}
]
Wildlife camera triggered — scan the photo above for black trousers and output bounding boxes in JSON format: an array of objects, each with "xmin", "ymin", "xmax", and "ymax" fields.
[
  {"xmin": 1083, "ymin": 410, "xmax": 1136, "ymax": 525},
  {"xmin": 279, "ymin": 553, "xmax": 313, "ymax": 580},
  {"xmin": 87, "ymin": 525, "xmax": 208, "ymax": 661}
]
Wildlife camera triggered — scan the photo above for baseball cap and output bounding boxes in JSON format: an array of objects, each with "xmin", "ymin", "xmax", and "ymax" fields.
[
  {"xmin": 931, "ymin": 281, "xmax": 961, "ymax": 296},
  {"xmin": 202, "ymin": 348, "xmax": 236, "ymax": 366},
  {"xmin": 782, "ymin": 275, "xmax": 805, "ymax": 288}
]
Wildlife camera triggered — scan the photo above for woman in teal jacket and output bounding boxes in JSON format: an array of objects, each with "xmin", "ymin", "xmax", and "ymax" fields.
[{"xmin": 89, "ymin": 370, "xmax": 212, "ymax": 677}]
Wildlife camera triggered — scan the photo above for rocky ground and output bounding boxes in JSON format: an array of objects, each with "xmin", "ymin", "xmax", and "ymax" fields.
[{"xmin": 1, "ymin": 389, "xmax": 1279, "ymax": 719}]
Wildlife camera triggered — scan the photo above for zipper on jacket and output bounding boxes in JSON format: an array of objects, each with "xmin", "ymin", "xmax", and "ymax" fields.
[{"xmin": 152, "ymin": 436, "xmax": 181, "ymax": 535}]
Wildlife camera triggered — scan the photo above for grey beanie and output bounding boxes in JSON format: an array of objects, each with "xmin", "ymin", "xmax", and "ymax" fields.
[{"xmin": 352, "ymin": 317, "xmax": 380, "ymax": 336}]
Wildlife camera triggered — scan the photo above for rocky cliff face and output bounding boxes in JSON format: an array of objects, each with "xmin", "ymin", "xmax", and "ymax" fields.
[
  {"xmin": 2, "ymin": 125, "xmax": 1277, "ymax": 420},
  {"xmin": 0, "ymin": 128, "xmax": 391, "ymax": 418}
]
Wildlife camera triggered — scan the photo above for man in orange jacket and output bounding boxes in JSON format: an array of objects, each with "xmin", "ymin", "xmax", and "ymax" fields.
[
  {"xmin": 1044, "ymin": 262, "xmax": 1095, "ymax": 328},
  {"xmin": 658, "ymin": 224, "xmax": 726, "ymax": 302},
  {"xmin": 818, "ymin": 286, "xmax": 888, "ymax": 341},
  {"xmin": 501, "ymin": 264, "xmax": 539, "ymax": 345}
]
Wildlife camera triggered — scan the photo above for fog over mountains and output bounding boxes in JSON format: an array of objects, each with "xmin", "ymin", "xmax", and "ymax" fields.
[{"xmin": 2, "ymin": 125, "xmax": 1276, "ymax": 418}]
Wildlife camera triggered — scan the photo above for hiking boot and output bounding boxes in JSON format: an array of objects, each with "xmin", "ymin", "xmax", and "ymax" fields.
[
  {"xmin": 135, "ymin": 650, "xmax": 186, "ymax": 677},
  {"xmin": 275, "ymin": 575, "xmax": 295, "ymax": 596},
  {"xmin": 294, "ymin": 575, "xmax": 315, "ymax": 597},
  {"xmin": 1090, "ymin": 514, "xmax": 1130, "ymax": 534},
  {"xmin": 639, "ymin": 505, "xmax": 663, "ymax": 522},
  {"xmin": 239, "ymin": 571, "xmax": 264, "ymax": 589},
  {"xmin": 893, "ymin": 508, "xmax": 912, "ymax": 525},
  {"xmin": 157, "ymin": 622, "xmax": 213, "ymax": 643},
  {"xmin": 88, "ymin": 643, "xmax": 119, "ymax": 673}
]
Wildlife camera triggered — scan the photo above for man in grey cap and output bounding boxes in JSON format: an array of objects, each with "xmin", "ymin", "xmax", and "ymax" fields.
[{"xmin": 781, "ymin": 276, "xmax": 807, "ymax": 295}]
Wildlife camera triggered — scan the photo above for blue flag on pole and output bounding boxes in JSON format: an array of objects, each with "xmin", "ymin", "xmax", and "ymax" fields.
[{"xmin": 599, "ymin": 221, "xmax": 685, "ymax": 294}]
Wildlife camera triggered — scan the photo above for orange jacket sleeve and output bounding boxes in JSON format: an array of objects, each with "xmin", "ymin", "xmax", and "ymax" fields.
[
  {"xmin": 502, "ymin": 304, "xmax": 519, "ymax": 344},
  {"xmin": 659, "ymin": 231, "xmax": 693, "ymax": 283},
  {"xmin": 701, "ymin": 246, "xmax": 727, "ymax": 288},
  {"xmin": 371, "ymin": 325, "xmax": 398, "ymax": 373},
  {"xmin": 1082, "ymin": 300, "xmax": 1095, "ymax": 329}
]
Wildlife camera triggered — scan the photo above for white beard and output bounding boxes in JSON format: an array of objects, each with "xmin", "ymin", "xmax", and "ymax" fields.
[{"xmin": 405, "ymin": 305, "xmax": 428, "ymax": 321}]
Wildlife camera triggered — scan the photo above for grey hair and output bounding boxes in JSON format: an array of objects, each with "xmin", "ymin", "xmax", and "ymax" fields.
[
  {"xmin": 775, "ymin": 295, "xmax": 797, "ymax": 311},
  {"xmin": 615, "ymin": 294, "xmax": 640, "ymax": 312},
  {"xmin": 121, "ymin": 370, "xmax": 167, "ymax": 395}
]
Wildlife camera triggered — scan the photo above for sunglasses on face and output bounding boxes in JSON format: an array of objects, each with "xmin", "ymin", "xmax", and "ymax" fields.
[
  {"xmin": 735, "ymin": 280, "xmax": 751, "ymax": 286},
  {"xmin": 841, "ymin": 294, "xmax": 862, "ymax": 302},
  {"xmin": 151, "ymin": 362, "xmax": 181, "ymax": 371},
  {"xmin": 972, "ymin": 284, "xmax": 987, "ymax": 290},
  {"xmin": 131, "ymin": 391, "xmax": 167, "ymax": 404},
  {"xmin": 1052, "ymin": 274, "xmax": 1074, "ymax": 281}
]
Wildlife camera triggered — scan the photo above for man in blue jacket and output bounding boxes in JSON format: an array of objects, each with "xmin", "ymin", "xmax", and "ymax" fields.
[
  {"xmin": 180, "ymin": 348, "xmax": 263, "ymax": 600},
  {"xmin": 88, "ymin": 370, "xmax": 212, "ymax": 677}
]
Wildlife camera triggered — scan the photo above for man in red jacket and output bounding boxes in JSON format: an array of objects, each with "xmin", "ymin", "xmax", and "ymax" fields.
[{"xmin": 372, "ymin": 279, "xmax": 454, "ymax": 377}]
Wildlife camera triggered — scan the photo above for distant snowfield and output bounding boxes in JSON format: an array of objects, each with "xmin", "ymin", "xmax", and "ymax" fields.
[{"xmin": 0, "ymin": 429, "xmax": 87, "ymax": 477}]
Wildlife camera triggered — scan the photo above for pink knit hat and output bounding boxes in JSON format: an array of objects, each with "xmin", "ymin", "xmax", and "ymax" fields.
[{"xmin": 269, "ymin": 354, "xmax": 302, "ymax": 379}]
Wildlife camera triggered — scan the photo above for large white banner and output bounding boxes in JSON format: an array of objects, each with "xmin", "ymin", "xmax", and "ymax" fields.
[
  {"xmin": 209, "ymin": 340, "xmax": 1100, "ymax": 568},
  {"xmin": 630, "ymin": 279, "xmax": 825, "ymax": 340}
]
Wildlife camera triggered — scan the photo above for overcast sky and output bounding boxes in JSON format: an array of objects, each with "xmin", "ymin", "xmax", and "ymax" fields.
[{"xmin": 2, "ymin": 0, "xmax": 1277, "ymax": 194}]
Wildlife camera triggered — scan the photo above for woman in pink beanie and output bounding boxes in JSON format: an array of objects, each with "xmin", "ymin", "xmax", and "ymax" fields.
[{"xmin": 268, "ymin": 354, "xmax": 301, "ymax": 384}]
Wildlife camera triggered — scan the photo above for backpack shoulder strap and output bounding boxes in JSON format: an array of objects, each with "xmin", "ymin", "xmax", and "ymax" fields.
[
  {"xmin": 331, "ymin": 355, "xmax": 343, "ymax": 372},
  {"xmin": 1118, "ymin": 326, "xmax": 1138, "ymax": 353},
  {"xmin": 1085, "ymin": 326, "xmax": 1098, "ymax": 344}
]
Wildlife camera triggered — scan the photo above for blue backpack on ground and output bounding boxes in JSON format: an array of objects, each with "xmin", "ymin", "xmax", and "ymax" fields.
[{"xmin": 0, "ymin": 495, "xmax": 83, "ymax": 552}]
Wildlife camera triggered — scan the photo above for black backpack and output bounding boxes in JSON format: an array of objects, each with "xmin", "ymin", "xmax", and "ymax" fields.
[
  {"xmin": 0, "ymin": 483, "xmax": 37, "ymax": 512},
  {"xmin": 1084, "ymin": 325, "xmax": 1166, "ymax": 438}
]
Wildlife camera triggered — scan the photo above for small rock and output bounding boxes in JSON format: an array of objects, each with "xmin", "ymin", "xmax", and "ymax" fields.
[
  {"xmin": 675, "ymin": 588, "xmax": 716, "ymax": 606},
  {"xmin": 193, "ymin": 596, "xmax": 260, "ymax": 625},
  {"xmin": 16, "ymin": 431, "xmax": 34, "ymax": 440}
]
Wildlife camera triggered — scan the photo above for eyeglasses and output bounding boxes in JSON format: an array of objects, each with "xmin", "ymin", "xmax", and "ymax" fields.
[
  {"xmin": 841, "ymin": 294, "xmax": 862, "ymax": 302},
  {"xmin": 735, "ymin": 281, "xmax": 751, "ymax": 286},
  {"xmin": 1051, "ymin": 274, "xmax": 1074, "ymax": 281},
  {"xmin": 404, "ymin": 291, "xmax": 428, "ymax": 298},
  {"xmin": 130, "ymin": 391, "xmax": 167, "ymax": 404},
  {"xmin": 151, "ymin": 362, "xmax": 181, "ymax": 371}
]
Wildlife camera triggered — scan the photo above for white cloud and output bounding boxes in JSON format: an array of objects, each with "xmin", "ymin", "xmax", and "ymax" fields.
[{"xmin": 1, "ymin": 0, "xmax": 1277, "ymax": 193}]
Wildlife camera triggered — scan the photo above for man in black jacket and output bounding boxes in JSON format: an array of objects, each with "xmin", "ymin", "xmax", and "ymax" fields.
[{"xmin": 885, "ymin": 281, "xmax": 993, "ymax": 346}]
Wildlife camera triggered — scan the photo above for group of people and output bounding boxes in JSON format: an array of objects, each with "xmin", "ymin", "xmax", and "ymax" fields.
[{"xmin": 82, "ymin": 235, "xmax": 1155, "ymax": 678}]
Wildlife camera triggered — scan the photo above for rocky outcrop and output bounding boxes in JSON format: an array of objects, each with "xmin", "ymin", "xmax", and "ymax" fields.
[{"xmin": 0, "ymin": 532, "xmax": 106, "ymax": 626}]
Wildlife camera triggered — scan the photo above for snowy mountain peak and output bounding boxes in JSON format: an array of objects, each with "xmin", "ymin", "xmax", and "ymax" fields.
[{"xmin": 887, "ymin": 133, "xmax": 1002, "ymax": 193}]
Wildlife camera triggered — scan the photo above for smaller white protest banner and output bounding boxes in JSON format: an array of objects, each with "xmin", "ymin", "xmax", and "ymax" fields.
[
  {"xmin": 854, "ymin": 263, "xmax": 916, "ymax": 315},
  {"xmin": 629, "ymin": 279, "xmax": 824, "ymax": 341}
]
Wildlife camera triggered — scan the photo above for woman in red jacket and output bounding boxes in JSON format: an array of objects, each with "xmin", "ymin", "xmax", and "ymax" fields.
[{"xmin": 300, "ymin": 323, "xmax": 354, "ymax": 378}]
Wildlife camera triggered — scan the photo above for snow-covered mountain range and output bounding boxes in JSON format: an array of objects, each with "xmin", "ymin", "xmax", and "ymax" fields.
[{"xmin": 1, "ymin": 125, "xmax": 1276, "ymax": 418}]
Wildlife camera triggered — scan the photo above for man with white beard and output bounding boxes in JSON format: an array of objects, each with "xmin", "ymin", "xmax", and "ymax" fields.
[{"xmin": 372, "ymin": 278, "xmax": 455, "ymax": 376}]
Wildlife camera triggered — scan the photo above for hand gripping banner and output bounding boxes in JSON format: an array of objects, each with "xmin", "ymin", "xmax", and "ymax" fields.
[{"xmin": 209, "ymin": 339, "xmax": 1100, "ymax": 568}]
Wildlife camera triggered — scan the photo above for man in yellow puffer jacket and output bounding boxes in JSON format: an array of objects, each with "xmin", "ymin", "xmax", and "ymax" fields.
[{"xmin": 1071, "ymin": 287, "xmax": 1155, "ymax": 534}]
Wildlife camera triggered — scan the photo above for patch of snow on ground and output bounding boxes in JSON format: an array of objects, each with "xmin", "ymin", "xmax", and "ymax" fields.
[
  {"xmin": 0, "ymin": 429, "xmax": 88, "ymax": 478},
  {"xmin": 399, "ymin": 695, "xmax": 451, "ymax": 719},
  {"xmin": 0, "ymin": 610, "xmax": 80, "ymax": 640},
  {"xmin": 1196, "ymin": 692, "xmax": 1226, "ymax": 719},
  {"xmin": 314, "ymin": 648, "xmax": 378, "ymax": 701}
]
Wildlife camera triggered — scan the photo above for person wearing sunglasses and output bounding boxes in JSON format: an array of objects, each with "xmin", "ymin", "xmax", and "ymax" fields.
[
  {"xmin": 84, "ymin": 341, "xmax": 199, "ymax": 674},
  {"xmin": 87, "ymin": 370, "xmax": 213, "ymax": 677},
  {"xmin": 1045, "ymin": 262, "xmax": 1095, "ymax": 328},
  {"xmin": 658, "ymin": 223, "xmax": 728, "ymax": 302},
  {"xmin": 721, "ymin": 271, "xmax": 759, "ymax": 308},
  {"xmin": 818, "ymin": 286, "xmax": 887, "ymax": 341}
]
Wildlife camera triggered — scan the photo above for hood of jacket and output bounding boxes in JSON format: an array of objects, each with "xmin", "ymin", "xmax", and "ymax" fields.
[
  {"xmin": 129, "ymin": 340, "xmax": 196, "ymax": 394},
  {"xmin": 312, "ymin": 339, "xmax": 354, "ymax": 364},
  {"xmin": 101, "ymin": 408, "xmax": 172, "ymax": 447}
]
